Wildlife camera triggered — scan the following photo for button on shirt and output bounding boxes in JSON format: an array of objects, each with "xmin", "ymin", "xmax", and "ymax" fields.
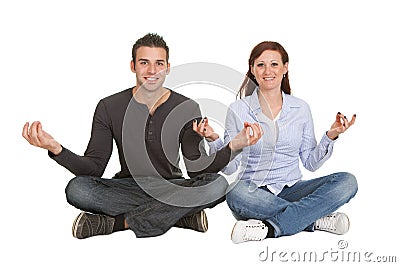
[
  {"xmin": 49, "ymin": 88, "xmax": 233, "ymax": 179},
  {"xmin": 209, "ymin": 88, "xmax": 336, "ymax": 195}
]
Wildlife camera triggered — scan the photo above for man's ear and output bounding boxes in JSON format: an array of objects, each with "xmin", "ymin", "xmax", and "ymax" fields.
[
  {"xmin": 166, "ymin": 63, "xmax": 170, "ymax": 75},
  {"xmin": 130, "ymin": 60, "xmax": 136, "ymax": 73}
]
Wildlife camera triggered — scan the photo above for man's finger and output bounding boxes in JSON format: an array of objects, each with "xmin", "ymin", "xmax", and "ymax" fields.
[
  {"xmin": 22, "ymin": 122, "xmax": 29, "ymax": 139},
  {"xmin": 22, "ymin": 122, "xmax": 35, "ymax": 145},
  {"xmin": 37, "ymin": 122, "xmax": 45, "ymax": 141},
  {"xmin": 27, "ymin": 122, "xmax": 41, "ymax": 146}
]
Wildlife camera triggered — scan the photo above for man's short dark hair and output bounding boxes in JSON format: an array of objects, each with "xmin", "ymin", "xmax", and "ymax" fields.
[{"xmin": 132, "ymin": 33, "xmax": 169, "ymax": 65}]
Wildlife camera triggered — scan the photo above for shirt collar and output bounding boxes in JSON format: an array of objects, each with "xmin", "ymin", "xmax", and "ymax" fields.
[{"xmin": 247, "ymin": 87, "xmax": 300, "ymax": 118}]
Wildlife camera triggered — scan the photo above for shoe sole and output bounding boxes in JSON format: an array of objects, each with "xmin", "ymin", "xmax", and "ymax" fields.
[
  {"xmin": 340, "ymin": 213, "xmax": 350, "ymax": 234},
  {"xmin": 231, "ymin": 221, "xmax": 240, "ymax": 242},
  {"xmin": 72, "ymin": 212, "xmax": 85, "ymax": 238},
  {"xmin": 200, "ymin": 210, "xmax": 208, "ymax": 232},
  {"xmin": 316, "ymin": 213, "xmax": 350, "ymax": 235}
]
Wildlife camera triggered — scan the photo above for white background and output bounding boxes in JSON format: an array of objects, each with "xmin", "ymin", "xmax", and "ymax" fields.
[{"xmin": 1, "ymin": 0, "xmax": 399, "ymax": 266}]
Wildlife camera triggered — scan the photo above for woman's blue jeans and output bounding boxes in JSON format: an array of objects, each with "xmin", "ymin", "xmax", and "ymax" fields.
[{"xmin": 226, "ymin": 172, "xmax": 358, "ymax": 237}]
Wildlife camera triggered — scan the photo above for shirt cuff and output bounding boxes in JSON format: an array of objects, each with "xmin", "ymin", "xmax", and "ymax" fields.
[
  {"xmin": 207, "ymin": 138, "xmax": 225, "ymax": 153},
  {"xmin": 48, "ymin": 145, "xmax": 64, "ymax": 158},
  {"xmin": 322, "ymin": 132, "xmax": 337, "ymax": 147}
]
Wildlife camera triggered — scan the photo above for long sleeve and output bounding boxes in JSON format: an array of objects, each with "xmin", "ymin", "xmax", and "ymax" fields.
[
  {"xmin": 180, "ymin": 104, "xmax": 236, "ymax": 178},
  {"xmin": 219, "ymin": 104, "xmax": 244, "ymax": 175},
  {"xmin": 299, "ymin": 104, "xmax": 336, "ymax": 172},
  {"xmin": 49, "ymin": 100, "xmax": 113, "ymax": 177},
  {"xmin": 202, "ymin": 104, "xmax": 243, "ymax": 176},
  {"xmin": 207, "ymin": 138, "xmax": 225, "ymax": 154}
]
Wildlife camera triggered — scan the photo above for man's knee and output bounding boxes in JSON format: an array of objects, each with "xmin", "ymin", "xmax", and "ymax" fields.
[{"xmin": 65, "ymin": 176, "xmax": 93, "ymax": 207}]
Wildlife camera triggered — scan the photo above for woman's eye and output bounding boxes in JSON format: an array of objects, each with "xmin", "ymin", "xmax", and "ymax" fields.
[
  {"xmin": 271, "ymin": 62, "xmax": 279, "ymax": 67},
  {"xmin": 257, "ymin": 63, "xmax": 264, "ymax": 67}
]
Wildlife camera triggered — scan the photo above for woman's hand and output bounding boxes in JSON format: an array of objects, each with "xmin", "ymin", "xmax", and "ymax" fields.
[
  {"xmin": 229, "ymin": 122, "xmax": 263, "ymax": 151},
  {"xmin": 327, "ymin": 112, "xmax": 356, "ymax": 140},
  {"xmin": 192, "ymin": 117, "xmax": 219, "ymax": 141},
  {"xmin": 22, "ymin": 121, "xmax": 63, "ymax": 155}
]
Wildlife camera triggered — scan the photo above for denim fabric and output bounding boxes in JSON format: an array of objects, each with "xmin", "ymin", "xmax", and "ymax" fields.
[
  {"xmin": 65, "ymin": 173, "xmax": 227, "ymax": 237},
  {"xmin": 226, "ymin": 172, "xmax": 358, "ymax": 237}
]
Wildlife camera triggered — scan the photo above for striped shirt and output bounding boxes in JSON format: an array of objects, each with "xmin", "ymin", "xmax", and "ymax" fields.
[{"xmin": 209, "ymin": 88, "xmax": 336, "ymax": 195}]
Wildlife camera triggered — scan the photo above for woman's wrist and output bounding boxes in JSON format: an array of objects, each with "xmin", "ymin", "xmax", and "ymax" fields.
[{"xmin": 326, "ymin": 130, "xmax": 338, "ymax": 141}]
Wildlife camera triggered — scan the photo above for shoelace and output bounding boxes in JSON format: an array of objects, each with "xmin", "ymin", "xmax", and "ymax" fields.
[
  {"xmin": 243, "ymin": 223, "xmax": 266, "ymax": 241},
  {"xmin": 90, "ymin": 215, "xmax": 113, "ymax": 235},
  {"xmin": 316, "ymin": 214, "xmax": 336, "ymax": 231}
]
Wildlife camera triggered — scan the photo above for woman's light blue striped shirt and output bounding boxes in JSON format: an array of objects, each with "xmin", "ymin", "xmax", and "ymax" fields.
[{"xmin": 209, "ymin": 88, "xmax": 336, "ymax": 195}]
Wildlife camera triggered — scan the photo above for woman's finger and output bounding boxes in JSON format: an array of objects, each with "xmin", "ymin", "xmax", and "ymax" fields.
[
  {"xmin": 249, "ymin": 123, "xmax": 262, "ymax": 143},
  {"xmin": 245, "ymin": 125, "xmax": 251, "ymax": 142},
  {"xmin": 336, "ymin": 112, "xmax": 342, "ymax": 123},
  {"xmin": 348, "ymin": 114, "xmax": 356, "ymax": 127},
  {"xmin": 192, "ymin": 120, "xmax": 198, "ymax": 132},
  {"xmin": 256, "ymin": 123, "xmax": 263, "ymax": 137},
  {"xmin": 343, "ymin": 115, "xmax": 349, "ymax": 129},
  {"xmin": 203, "ymin": 117, "xmax": 209, "ymax": 127},
  {"xmin": 199, "ymin": 119, "xmax": 205, "ymax": 133}
]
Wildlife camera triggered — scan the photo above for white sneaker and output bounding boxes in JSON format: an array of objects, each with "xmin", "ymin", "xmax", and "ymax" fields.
[
  {"xmin": 231, "ymin": 219, "xmax": 269, "ymax": 244},
  {"xmin": 315, "ymin": 212, "xmax": 350, "ymax": 235}
]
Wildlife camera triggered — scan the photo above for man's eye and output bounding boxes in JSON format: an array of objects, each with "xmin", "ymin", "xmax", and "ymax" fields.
[
  {"xmin": 140, "ymin": 61, "xmax": 147, "ymax": 65},
  {"xmin": 157, "ymin": 62, "xmax": 164, "ymax": 66}
]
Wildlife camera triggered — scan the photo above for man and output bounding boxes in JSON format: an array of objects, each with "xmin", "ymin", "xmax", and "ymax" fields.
[{"xmin": 22, "ymin": 33, "xmax": 262, "ymax": 239}]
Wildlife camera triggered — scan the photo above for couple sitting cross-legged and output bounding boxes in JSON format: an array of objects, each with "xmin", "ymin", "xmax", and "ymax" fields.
[{"xmin": 23, "ymin": 33, "xmax": 357, "ymax": 243}]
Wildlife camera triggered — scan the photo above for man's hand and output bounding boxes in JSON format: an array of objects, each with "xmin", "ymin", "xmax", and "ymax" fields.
[
  {"xmin": 229, "ymin": 122, "xmax": 263, "ymax": 152},
  {"xmin": 22, "ymin": 121, "xmax": 62, "ymax": 155},
  {"xmin": 326, "ymin": 112, "xmax": 356, "ymax": 140}
]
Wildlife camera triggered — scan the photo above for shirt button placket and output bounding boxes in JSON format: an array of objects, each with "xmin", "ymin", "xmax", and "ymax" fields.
[{"xmin": 148, "ymin": 119, "xmax": 154, "ymax": 141}]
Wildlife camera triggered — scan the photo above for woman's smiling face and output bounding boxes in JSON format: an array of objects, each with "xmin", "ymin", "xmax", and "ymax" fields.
[{"xmin": 251, "ymin": 49, "xmax": 288, "ymax": 92}]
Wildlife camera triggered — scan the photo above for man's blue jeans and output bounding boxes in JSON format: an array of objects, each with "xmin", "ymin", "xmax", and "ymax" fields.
[
  {"xmin": 65, "ymin": 173, "xmax": 227, "ymax": 238},
  {"xmin": 226, "ymin": 172, "xmax": 358, "ymax": 237}
]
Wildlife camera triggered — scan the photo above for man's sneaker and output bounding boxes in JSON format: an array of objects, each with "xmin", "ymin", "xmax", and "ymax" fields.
[
  {"xmin": 315, "ymin": 212, "xmax": 350, "ymax": 235},
  {"xmin": 175, "ymin": 210, "xmax": 208, "ymax": 232},
  {"xmin": 72, "ymin": 212, "xmax": 115, "ymax": 239},
  {"xmin": 231, "ymin": 219, "xmax": 269, "ymax": 244}
]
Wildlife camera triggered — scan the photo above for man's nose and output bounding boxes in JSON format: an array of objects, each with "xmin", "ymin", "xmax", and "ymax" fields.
[{"xmin": 147, "ymin": 64, "xmax": 156, "ymax": 74}]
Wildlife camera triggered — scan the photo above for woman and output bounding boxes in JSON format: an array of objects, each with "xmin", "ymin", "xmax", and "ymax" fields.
[{"xmin": 193, "ymin": 41, "xmax": 357, "ymax": 243}]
